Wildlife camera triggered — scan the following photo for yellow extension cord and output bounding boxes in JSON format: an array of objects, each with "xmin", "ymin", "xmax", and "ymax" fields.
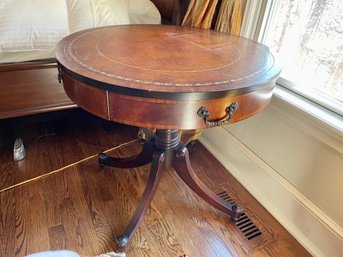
[{"xmin": 0, "ymin": 139, "xmax": 140, "ymax": 194}]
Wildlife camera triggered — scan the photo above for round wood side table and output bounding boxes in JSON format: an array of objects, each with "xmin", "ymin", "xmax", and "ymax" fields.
[{"xmin": 55, "ymin": 25, "xmax": 280, "ymax": 254}]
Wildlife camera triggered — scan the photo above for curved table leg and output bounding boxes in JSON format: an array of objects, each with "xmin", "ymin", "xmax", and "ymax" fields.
[
  {"xmin": 115, "ymin": 150, "xmax": 165, "ymax": 253},
  {"xmin": 173, "ymin": 146, "xmax": 243, "ymax": 221},
  {"xmin": 99, "ymin": 141, "xmax": 155, "ymax": 168}
]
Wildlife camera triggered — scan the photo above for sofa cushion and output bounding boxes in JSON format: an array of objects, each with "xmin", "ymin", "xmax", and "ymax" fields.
[
  {"xmin": 65, "ymin": 0, "xmax": 94, "ymax": 33},
  {"xmin": 128, "ymin": 0, "xmax": 161, "ymax": 24},
  {"xmin": 0, "ymin": 0, "xmax": 161, "ymax": 63},
  {"xmin": 0, "ymin": 0, "xmax": 69, "ymax": 52},
  {"xmin": 90, "ymin": 0, "xmax": 130, "ymax": 27}
]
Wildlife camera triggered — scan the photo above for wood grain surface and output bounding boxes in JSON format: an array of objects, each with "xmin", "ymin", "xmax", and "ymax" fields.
[
  {"xmin": 0, "ymin": 61, "xmax": 76, "ymax": 119},
  {"xmin": 150, "ymin": 0, "xmax": 178, "ymax": 21},
  {"xmin": 56, "ymin": 25, "xmax": 280, "ymax": 95},
  {"xmin": 62, "ymin": 72, "xmax": 275, "ymax": 130},
  {"xmin": 0, "ymin": 110, "xmax": 310, "ymax": 257}
]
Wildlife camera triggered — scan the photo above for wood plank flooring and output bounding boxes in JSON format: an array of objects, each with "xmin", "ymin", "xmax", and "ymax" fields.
[{"xmin": 0, "ymin": 109, "xmax": 311, "ymax": 257}]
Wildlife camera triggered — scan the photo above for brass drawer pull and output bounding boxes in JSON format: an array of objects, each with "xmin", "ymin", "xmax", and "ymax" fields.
[{"xmin": 197, "ymin": 102, "xmax": 239, "ymax": 126}]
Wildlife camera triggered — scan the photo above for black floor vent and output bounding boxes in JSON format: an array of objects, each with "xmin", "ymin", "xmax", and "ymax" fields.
[{"xmin": 217, "ymin": 191, "xmax": 262, "ymax": 240}]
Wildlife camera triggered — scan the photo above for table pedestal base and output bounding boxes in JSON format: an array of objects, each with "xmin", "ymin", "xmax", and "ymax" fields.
[{"xmin": 98, "ymin": 129, "xmax": 243, "ymax": 254}]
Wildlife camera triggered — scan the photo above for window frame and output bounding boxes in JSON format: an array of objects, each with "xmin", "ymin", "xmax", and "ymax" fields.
[
  {"xmin": 242, "ymin": 0, "xmax": 343, "ymax": 126},
  {"xmin": 257, "ymin": 0, "xmax": 343, "ymax": 117}
]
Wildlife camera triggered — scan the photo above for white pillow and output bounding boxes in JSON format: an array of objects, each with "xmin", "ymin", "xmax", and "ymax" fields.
[
  {"xmin": 0, "ymin": 0, "xmax": 161, "ymax": 62},
  {"xmin": 65, "ymin": 0, "xmax": 94, "ymax": 33},
  {"xmin": 128, "ymin": 0, "xmax": 161, "ymax": 24},
  {"xmin": 0, "ymin": 0, "xmax": 69, "ymax": 52},
  {"xmin": 0, "ymin": 0, "xmax": 131, "ymax": 53},
  {"xmin": 90, "ymin": 0, "xmax": 130, "ymax": 27}
]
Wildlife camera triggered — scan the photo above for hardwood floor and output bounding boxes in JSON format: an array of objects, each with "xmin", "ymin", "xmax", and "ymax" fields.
[{"xmin": 0, "ymin": 109, "xmax": 311, "ymax": 257}]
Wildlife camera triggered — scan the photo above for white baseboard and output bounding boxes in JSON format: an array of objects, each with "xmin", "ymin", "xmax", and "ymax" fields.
[{"xmin": 200, "ymin": 127, "xmax": 343, "ymax": 257}]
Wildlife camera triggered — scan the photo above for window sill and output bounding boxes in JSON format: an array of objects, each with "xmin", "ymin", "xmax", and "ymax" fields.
[{"xmin": 270, "ymin": 85, "xmax": 343, "ymax": 155}]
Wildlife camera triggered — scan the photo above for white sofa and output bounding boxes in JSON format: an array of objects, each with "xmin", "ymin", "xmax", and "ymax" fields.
[{"xmin": 0, "ymin": 0, "xmax": 161, "ymax": 63}]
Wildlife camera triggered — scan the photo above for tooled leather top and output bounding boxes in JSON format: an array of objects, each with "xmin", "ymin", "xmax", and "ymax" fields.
[{"xmin": 55, "ymin": 25, "xmax": 280, "ymax": 96}]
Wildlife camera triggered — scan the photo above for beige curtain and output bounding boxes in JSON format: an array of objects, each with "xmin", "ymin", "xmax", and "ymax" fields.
[
  {"xmin": 182, "ymin": 0, "xmax": 242, "ymax": 35},
  {"xmin": 182, "ymin": 0, "xmax": 218, "ymax": 29},
  {"xmin": 215, "ymin": 0, "xmax": 242, "ymax": 35}
]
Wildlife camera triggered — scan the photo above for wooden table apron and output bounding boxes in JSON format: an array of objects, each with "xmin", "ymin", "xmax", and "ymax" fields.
[{"xmin": 55, "ymin": 25, "xmax": 280, "ymax": 130}]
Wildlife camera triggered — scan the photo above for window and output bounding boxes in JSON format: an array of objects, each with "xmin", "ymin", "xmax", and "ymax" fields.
[{"xmin": 259, "ymin": 0, "xmax": 343, "ymax": 116}]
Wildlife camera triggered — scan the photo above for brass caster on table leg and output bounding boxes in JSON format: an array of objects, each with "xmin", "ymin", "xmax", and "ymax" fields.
[
  {"xmin": 98, "ymin": 156, "xmax": 108, "ymax": 168},
  {"xmin": 98, "ymin": 153, "xmax": 108, "ymax": 168},
  {"xmin": 93, "ymin": 234, "xmax": 128, "ymax": 256},
  {"xmin": 230, "ymin": 204, "xmax": 243, "ymax": 221},
  {"xmin": 115, "ymin": 235, "xmax": 128, "ymax": 254},
  {"xmin": 98, "ymin": 153, "xmax": 107, "ymax": 160}
]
